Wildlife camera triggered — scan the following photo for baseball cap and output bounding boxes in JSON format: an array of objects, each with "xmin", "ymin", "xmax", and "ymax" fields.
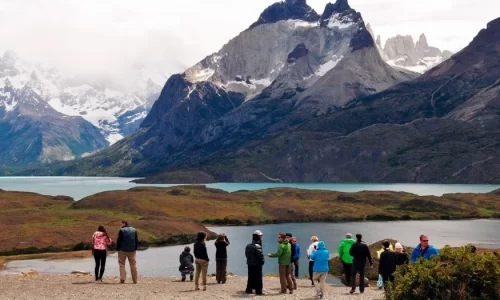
[{"xmin": 254, "ymin": 230, "xmax": 263, "ymax": 235}]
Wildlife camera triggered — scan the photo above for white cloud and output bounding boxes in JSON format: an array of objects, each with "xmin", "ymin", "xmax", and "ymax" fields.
[{"xmin": 0, "ymin": 0, "xmax": 498, "ymax": 84}]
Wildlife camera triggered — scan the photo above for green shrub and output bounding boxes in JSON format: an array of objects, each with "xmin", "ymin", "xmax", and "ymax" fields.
[{"xmin": 386, "ymin": 245, "xmax": 500, "ymax": 300}]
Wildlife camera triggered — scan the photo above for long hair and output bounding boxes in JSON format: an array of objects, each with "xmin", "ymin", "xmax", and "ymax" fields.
[{"xmin": 98, "ymin": 225, "xmax": 110, "ymax": 240}]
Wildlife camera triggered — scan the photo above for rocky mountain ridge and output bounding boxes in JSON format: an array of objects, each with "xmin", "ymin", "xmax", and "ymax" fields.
[{"xmin": 366, "ymin": 23, "xmax": 453, "ymax": 73}]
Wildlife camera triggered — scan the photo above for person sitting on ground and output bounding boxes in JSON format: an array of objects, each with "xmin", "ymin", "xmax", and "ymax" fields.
[
  {"xmin": 410, "ymin": 234, "xmax": 439, "ymax": 263},
  {"xmin": 215, "ymin": 233, "xmax": 230, "ymax": 284},
  {"xmin": 245, "ymin": 233, "xmax": 265, "ymax": 295},
  {"xmin": 338, "ymin": 233, "xmax": 355, "ymax": 286},
  {"xmin": 349, "ymin": 233, "xmax": 373, "ymax": 294},
  {"xmin": 311, "ymin": 240, "xmax": 330, "ymax": 299},
  {"xmin": 394, "ymin": 242, "xmax": 409, "ymax": 265},
  {"xmin": 179, "ymin": 246, "xmax": 194, "ymax": 282},
  {"xmin": 307, "ymin": 236, "xmax": 320, "ymax": 285},
  {"xmin": 378, "ymin": 240, "xmax": 398, "ymax": 290},
  {"xmin": 92, "ymin": 225, "xmax": 112, "ymax": 282}
]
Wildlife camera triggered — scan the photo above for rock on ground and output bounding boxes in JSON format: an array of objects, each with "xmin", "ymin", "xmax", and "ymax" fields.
[{"xmin": 0, "ymin": 274, "xmax": 385, "ymax": 300}]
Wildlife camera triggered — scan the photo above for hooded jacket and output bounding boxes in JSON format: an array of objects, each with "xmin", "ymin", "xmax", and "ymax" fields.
[
  {"xmin": 269, "ymin": 239, "xmax": 292, "ymax": 265},
  {"xmin": 311, "ymin": 241, "xmax": 330, "ymax": 273},
  {"xmin": 92, "ymin": 231, "xmax": 111, "ymax": 250},
  {"xmin": 378, "ymin": 248, "xmax": 397, "ymax": 275},
  {"xmin": 338, "ymin": 238, "xmax": 355, "ymax": 264},
  {"xmin": 179, "ymin": 251, "xmax": 194, "ymax": 272},
  {"xmin": 215, "ymin": 236, "xmax": 230, "ymax": 259}
]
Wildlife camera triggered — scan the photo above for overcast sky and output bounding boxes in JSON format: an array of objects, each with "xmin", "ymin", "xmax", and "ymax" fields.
[{"xmin": 0, "ymin": 0, "xmax": 498, "ymax": 82}]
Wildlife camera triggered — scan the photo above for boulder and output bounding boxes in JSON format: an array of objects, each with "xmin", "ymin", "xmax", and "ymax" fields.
[{"xmin": 22, "ymin": 269, "xmax": 39, "ymax": 277}]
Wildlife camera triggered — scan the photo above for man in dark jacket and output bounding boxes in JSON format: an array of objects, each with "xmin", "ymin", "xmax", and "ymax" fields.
[
  {"xmin": 285, "ymin": 233, "xmax": 297, "ymax": 289},
  {"xmin": 245, "ymin": 233, "xmax": 265, "ymax": 295},
  {"xmin": 116, "ymin": 220, "xmax": 139, "ymax": 284},
  {"xmin": 349, "ymin": 233, "xmax": 373, "ymax": 294},
  {"xmin": 378, "ymin": 240, "xmax": 397, "ymax": 289}
]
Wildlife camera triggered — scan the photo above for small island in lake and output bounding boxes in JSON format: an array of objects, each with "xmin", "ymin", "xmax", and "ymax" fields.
[{"xmin": 1, "ymin": 185, "xmax": 500, "ymax": 264}]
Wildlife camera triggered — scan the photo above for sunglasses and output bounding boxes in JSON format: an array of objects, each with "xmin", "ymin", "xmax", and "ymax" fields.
[{"xmin": 421, "ymin": 240, "xmax": 429, "ymax": 242}]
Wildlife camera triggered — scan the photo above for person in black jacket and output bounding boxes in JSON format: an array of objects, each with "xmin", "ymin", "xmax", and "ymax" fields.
[
  {"xmin": 116, "ymin": 220, "xmax": 139, "ymax": 284},
  {"xmin": 285, "ymin": 233, "xmax": 297, "ymax": 289},
  {"xmin": 378, "ymin": 240, "xmax": 398, "ymax": 290},
  {"xmin": 349, "ymin": 233, "xmax": 373, "ymax": 294},
  {"xmin": 179, "ymin": 246, "xmax": 194, "ymax": 282},
  {"xmin": 193, "ymin": 231, "xmax": 210, "ymax": 291},
  {"xmin": 245, "ymin": 233, "xmax": 265, "ymax": 295},
  {"xmin": 215, "ymin": 233, "xmax": 230, "ymax": 284},
  {"xmin": 395, "ymin": 242, "xmax": 409, "ymax": 266}
]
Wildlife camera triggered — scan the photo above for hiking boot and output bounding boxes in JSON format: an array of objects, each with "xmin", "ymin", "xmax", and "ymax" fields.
[
  {"xmin": 120, "ymin": 280, "xmax": 125, "ymax": 284},
  {"xmin": 349, "ymin": 289, "xmax": 355, "ymax": 294}
]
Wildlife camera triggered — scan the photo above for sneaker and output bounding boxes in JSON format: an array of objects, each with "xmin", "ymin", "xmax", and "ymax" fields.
[
  {"xmin": 120, "ymin": 280, "xmax": 125, "ymax": 284},
  {"xmin": 349, "ymin": 289, "xmax": 355, "ymax": 294},
  {"xmin": 202, "ymin": 286, "xmax": 207, "ymax": 291},
  {"xmin": 195, "ymin": 287, "xmax": 201, "ymax": 291}
]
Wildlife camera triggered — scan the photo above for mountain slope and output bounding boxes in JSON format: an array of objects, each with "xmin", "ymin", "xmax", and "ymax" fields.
[
  {"xmin": 180, "ymin": 16, "xmax": 500, "ymax": 183},
  {"xmin": 0, "ymin": 52, "xmax": 162, "ymax": 144},
  {"xmin": 22, "ymin": 0, "xmax": 418, "ymax": 177},
  {"xmin": 0, "ymin": 80, "xmax": 108, "ymax": 166}
]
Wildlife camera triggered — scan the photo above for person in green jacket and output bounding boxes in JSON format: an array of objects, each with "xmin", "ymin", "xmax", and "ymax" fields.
[
  {"xmin": 338, "ymin": 233, "xmax": 355, "ymax": 285},
  {"xmin": 268, "ymin": 232, "xmax": 294, "ymax": 294}
]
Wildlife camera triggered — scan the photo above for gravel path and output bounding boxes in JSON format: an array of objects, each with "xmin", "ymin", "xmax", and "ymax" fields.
[{"xmin": 0, "ymin": 274, "xmax": 385, "ymax": 300}]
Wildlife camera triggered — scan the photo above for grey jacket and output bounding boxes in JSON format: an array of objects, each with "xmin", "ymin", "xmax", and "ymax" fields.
[{"xmin": 117, "ymin": 226, "xmax": 138, "ymax": 252}]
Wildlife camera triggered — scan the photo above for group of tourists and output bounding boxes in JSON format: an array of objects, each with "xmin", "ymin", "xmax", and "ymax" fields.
[{"xmin": 91, "ymin": 221, "xmax": 441, "ymax": 298}]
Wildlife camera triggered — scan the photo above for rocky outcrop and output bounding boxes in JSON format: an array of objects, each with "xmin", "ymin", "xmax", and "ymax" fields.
[{"xmin": 364, "ymin": 26, "xmax": 453, "ymax": 73}]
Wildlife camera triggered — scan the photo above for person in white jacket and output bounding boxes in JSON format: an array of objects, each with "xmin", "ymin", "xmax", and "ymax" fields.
[{"xmin": 307, "ymin": 236, "xmax": 319, "ymax": 285}]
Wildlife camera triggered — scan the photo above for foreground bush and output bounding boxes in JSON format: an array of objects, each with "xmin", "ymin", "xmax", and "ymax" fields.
[{"xmin": 386, "ymin": 245, "xmax": 500, "ymax": 300}]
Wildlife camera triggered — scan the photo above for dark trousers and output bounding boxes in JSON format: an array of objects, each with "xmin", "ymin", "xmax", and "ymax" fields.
[
  {"xmin": 351, "ymin": 261, "xmax": 365, "ymax": 293},
  {"xmin": 216, "ymin": 258, "xmax": 228, "ymax": 283},
  {"xmin": 343, "ymin": 262, "xmax": 352, "ymax": 285},
  {"xmin": 93, "ymin": 249, "xmax": 107, "ymax": 280},
  {"xmin": 309, "ymin": 261, "xmax": 315, "ymax": 283},
  {"xmin": 293, "ymin": 259, "xmax": 299, "ymax": 278},
  {"xmin": 382, "ymin": 273, "xmax": 395, "ymax": 290},
  {"xmin": 246, "ymin": 265, "xmax": 263, "ymax": 294}
]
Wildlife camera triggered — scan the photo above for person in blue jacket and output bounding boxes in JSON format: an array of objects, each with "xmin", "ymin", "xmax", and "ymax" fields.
[
  {"xmin": 411, "ymin": 234, "xmax": 440, "ymax": 263},
  {"xmin": 291, "ymin": 237, "xmax": 301, "ymax": 279},
  {"xmin": 311, "ymin": 241, "xmax": 329, "ymax": 299}
]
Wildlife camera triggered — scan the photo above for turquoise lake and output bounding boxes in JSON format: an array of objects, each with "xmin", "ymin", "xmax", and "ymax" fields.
[{"xmin": 0, "ymin": 176, "xmax": 499, "ymax": 200}]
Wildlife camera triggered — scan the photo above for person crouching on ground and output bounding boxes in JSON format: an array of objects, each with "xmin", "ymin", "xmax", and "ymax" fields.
[
  {"xmin": 378, "ymin": 240, "xmax": 397, "ymax": 290},
  {"xmin": 268, "ymin": 232, "xmax": 294, "ymax": 294},
  {"xmin": 117, "ymin": 220, "xmax": 138, "ymax": 284},
  {"xmin": 194, "ymin": 231, "xmax": 210, "ymax": 291},
  {"xmin": 245, "ymin": 233, "xmax": 265, "ymax": 295},
  {"xmin": 215, "ymin": 233, "xmax": 230, "ymax": 284},
  {"xmin": 179, "ymin": 246, "xmax": 194, "ymax": 282},
  {"xmin": 92, "ymin": 225, "xmax": 112, "ymax": 282},
  {"xmin": 311, "ymin": 240, "xmax": 330, "ymax": 299},
  {"xmin": 307, "ymin": 236, "xmax": 320, "ymax": 285}
]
